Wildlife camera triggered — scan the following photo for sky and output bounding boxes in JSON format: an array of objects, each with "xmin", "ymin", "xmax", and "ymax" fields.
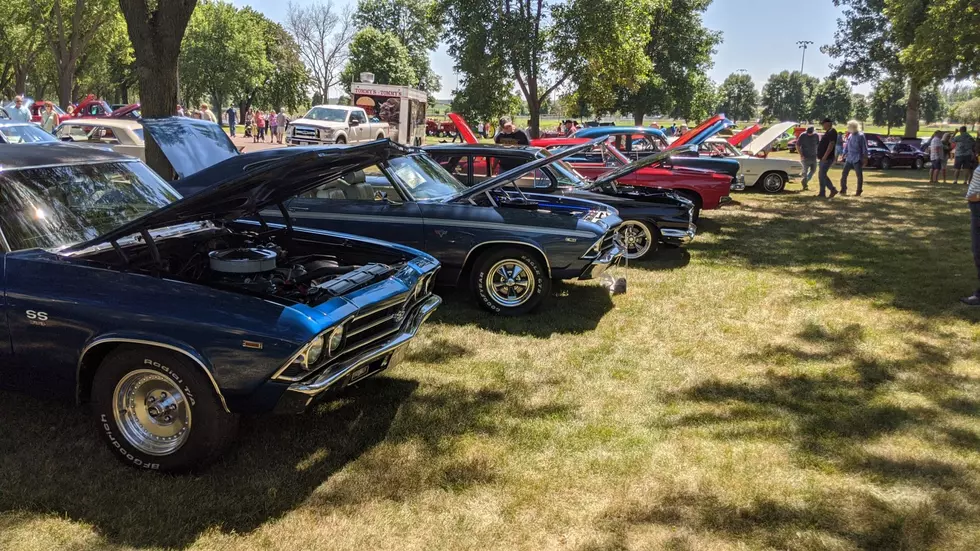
[{"xmin": 230, "ymin": 0, "xmax": 870, "ymax": 98}]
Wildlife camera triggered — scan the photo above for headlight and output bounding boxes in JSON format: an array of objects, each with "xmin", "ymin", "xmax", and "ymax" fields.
[
  {"xmin": 299, "ymin": 335, "xmax": 328, "ymax": 370},
  {"xmin": 327, "ymin": 326, "xmax": 344, "ymax": 355},
  {"xmin": 320, "ymin": 128, "xmax": 334, "ymax": 139}
]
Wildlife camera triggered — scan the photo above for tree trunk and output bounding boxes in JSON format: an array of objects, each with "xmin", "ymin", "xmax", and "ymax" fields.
[
  {"xmin": 14, "ymin": 68, "xmax": 27, "ymax": 96},
  {"xmin": 633, "ymin": 109, "xmax": 644, "ymax": 126},
  {"xmin": 57, "ymin": 66, "xmax": 74, "ymax": 110},
  {"xmin": 139, "ymin": 64, "xmax": 180, "ymax": 178},
  {"xmin": 528, "ymin": 99, "xmax": 541, "ymax": 139},
  {"xmin": 904, "ymin": 79, "xmax": 921, "ymax": 138}
]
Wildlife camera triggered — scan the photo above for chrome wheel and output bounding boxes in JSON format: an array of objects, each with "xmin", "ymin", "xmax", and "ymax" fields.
[
  {"xmin": 485, "ymin": 259, "xmax": 535, "ymax": 308},
  {"xmin": 617, "ymin": 220, "xmax": 654, "ymax": 260},
  {"xmin": 113, "ymin": 369, "xmax": 192, "ymax": 456},
  {"xmin": 762, "ymin": 173, "xmax": 785, "ymax": 193}
]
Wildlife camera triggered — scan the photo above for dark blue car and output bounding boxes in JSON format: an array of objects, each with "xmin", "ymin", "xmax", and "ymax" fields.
[
  {"xmin": 0, "ymin": 141, "xmax": 441, "ymax": 472},
  {"xmin": 0, "ymin": 121, "xmax": 59, "ymax": 144},
  {"xmin": 151, "ymin": 118, "xmax": 624, "ymax": 316}
]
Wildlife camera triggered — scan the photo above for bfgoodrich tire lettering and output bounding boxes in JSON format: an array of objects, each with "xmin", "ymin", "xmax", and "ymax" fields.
[
  {"xmin": 92, "ymin": 346, "xmax": 239, "ymax": 472},
  {"xmin": 471, "ymin": 247, "xmax": 551, "ymax": 316}
]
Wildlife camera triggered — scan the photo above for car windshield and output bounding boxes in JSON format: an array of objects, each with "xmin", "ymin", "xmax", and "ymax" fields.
[
  {"xmin": 533, "ymin": 150, "xmax": 588, "ymax": 187},
  {"xmin": 0, "ymin": 125, "xmax": 57, "ymax": 144},
  {"xmin": 387, "ymin": 154, "xmax": 467, "ymax": 200},
  {"xmin": 302, "ymin": 107, "xmax": 349, "ymax": 122},
  {"xmin": 0, "ymin": 160, "xmax": 179, "ymax": 251}
]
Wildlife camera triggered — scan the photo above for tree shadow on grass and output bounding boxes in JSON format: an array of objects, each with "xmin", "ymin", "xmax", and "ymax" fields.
[
  {"xmin": 432, "ymin": 281, "xmax": 614, "ymax": 337},
  {"xmin": 616, "ymin": 321, "xmax": 980, "ymax": 550},
  {"xmin": 694, "ymin": 178, "xmax": 980, "ymax": 321},
  {"xmin": 0, "ymin": 375, "xmax": 572, "ymax": 548}
]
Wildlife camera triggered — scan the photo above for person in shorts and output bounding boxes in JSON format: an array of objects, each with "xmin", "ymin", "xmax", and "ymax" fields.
[
  {"xmin": 929, "ymin": 131, "xmax": 944, "ymax": 183},
  {"xmin": 952, "ymin": 127, "xmax": 976, "ymax": 184}
]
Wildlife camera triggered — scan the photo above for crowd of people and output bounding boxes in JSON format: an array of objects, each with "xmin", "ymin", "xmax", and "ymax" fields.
[{"xmin": 173, "ymin": 103, "xmax": 291, "ymax": 144}]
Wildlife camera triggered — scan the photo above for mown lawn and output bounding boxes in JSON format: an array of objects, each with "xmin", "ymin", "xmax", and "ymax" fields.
[{"xmin": 2, "ymin": 165, "xmax": 980, "ymax": 550}]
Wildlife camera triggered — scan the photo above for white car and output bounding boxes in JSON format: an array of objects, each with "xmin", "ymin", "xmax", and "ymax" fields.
[
  {"xmin": 54, "ymin": 119, "xmax": 145, "ymax": 161},
  {"xmin": 286, "ymin": 105, "xmax": 389, "ymax": 146},
  {"xmin": 700, "ymin": 122, "xmax": 803, "ymax": 193}
]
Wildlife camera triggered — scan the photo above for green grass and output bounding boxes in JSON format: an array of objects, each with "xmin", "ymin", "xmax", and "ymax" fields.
[{"xmin": 3, "ymin": 164, "xmax": 980, "ymax": 550}]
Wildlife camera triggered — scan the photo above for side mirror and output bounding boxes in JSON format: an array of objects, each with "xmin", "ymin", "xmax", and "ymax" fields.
[{"xmin": 349, "ymin": 119, "xmax": 360, "ymax": 127}]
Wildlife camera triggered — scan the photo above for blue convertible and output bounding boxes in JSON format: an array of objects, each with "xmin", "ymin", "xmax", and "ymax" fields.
[
  {"xmin": 0, "ymin": 141, "xmax": 441, "ymax": 471},
  {"xmin": 151, "ymin": 118, "xmax": 624, "ymax": 316}
]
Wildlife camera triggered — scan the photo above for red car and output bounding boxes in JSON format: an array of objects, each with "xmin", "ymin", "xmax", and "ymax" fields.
[
  {"xmin": 531, "ymin": 137, "xmax": 732, "ymax": 218},
  {"xmin": 26, "ymin": 101, "xmax": 69, "ymax": 126},
  {"xmin": 65, "ymin": 94, "xmax": 115, "ymax": 119}
]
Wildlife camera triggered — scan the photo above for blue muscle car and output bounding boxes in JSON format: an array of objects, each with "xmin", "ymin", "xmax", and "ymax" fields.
[
  {"xmin": 151, "ymin": 118, "xmax": 624, "ymax": 316},
  {"xmin": 0, "ymin": 141, "xmax": 441, "ymax": 472}
]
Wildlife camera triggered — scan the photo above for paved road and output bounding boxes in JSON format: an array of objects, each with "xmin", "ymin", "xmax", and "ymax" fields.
[{"xmin": 227, "ymin": 133, "xmax": 289, "ymax": 153}]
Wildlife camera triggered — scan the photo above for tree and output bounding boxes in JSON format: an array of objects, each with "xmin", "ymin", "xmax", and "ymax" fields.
[
  {"xmin": 73, "ymin": 12, "xmax": 133, "ymax": 101},
  {"xmin": 759, "ymin": 71, "xmax": 817, "ymax": 122},
  {"xmin": 716, "ymin": 73, "xmax": 758, "ymax": 122},
  {"xmin": 611, "ymin": 0, "xmax": 720, "ymax": 125},
  {"xmin": 953, "ymin": 98, "xmax": 980, "ymax": 130},
  {"xmin": 673, "ymin": 73, "xmax": 717, "ymax": 122},
  {"xmin": 0, "ymin": 0, "xmax": 47, "ymax": 97},
  {"xmin": 441, "ymin": 0, "xmax": 653, "ymax": 137},
  {"xmin": 852, "ymin": 93, "xmax": 869, "ymax": 121},
  {"xmin": 118, "ymin": 0, "xmax": 198, "ymax": 177},
  {"xmin": 287, "ymin": 1, "xmax": 355, "ymax": 103},
  {"xmin": 339, "ymin": 28, "xmax": 417, "ymax": 91},
  {"xmin": 811, "ymin": 77, "xmax": 852, "ymax": 123},
  {"xmin": 901, "ymin": 0, "xmax": 980, "ymax": 84},
  {"xmin": 919, "ymin": 83, "xmax": 946, "ymax": 124},
  {"xmin": 254, "ymin": 22, "xmax": 310, "ymax": 113},
  {"xmin": 38, "ymin": 0, "xmax": 118, "ymax": 108},
  {"xmin": 180, "ymin": 1, "xmax": 268, "ymax": 113},
  {"xmin": 355, "ymin": 0, "xmax": 442, "ymax": 93},
  {"xmin": 870, "ymin": 77, "xmax": 906, "ymax": 134}
]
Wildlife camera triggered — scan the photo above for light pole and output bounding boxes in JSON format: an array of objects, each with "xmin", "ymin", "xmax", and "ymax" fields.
[{"xmin": 797, "ymin": 40, "xmax": 813, "ymax": 74}]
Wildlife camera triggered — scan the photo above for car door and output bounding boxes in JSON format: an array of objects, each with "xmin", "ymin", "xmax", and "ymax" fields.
[
  {"xmin": 274, "ymin": 166, "xmax": 426, "ymax": 250},
  {"xmin": 895, "ymin": 144, "xmax": 915, "ymax": 166},
  {"xmin": 349, "ymin": 111, "xmax": 366, "ymax": 142}
]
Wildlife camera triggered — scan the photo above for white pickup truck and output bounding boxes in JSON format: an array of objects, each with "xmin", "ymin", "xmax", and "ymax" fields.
[{"xmin": 285, "ymin": 105, "xmax": 389, "ymax": 146}]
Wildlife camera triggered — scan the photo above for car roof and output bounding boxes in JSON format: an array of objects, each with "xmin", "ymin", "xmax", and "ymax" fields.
[
  {"xmin": 0, "ymin": 122, "xmax": 38, "ymax": 128},
  {"xmin": 574, "ymin": 126, "xmax": 667, "ymax": 138},
  {"xmin": 59, "ymin": 118, "xmax": 142, "ymax": 130},
  {"xmin": 0, "ymin": 142, "xmax": 133, "ymax": 170}
]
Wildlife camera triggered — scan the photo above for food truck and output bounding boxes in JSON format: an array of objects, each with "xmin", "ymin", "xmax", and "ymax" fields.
[{"xmin": 351, "ymin": 75, "xmax": 428, "ymax": 146}]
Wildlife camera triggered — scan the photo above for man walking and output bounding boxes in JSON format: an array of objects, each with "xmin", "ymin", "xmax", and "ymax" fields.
[
  {"xmin": 276, "ymin": 108, "xmax": 288, "ymax": 144},
  {"xmin": 840, "ymin": 120, "xmax": 868, "ymax": 196},
  {"xmin": 817, "ymin": 118, "xmax": 839, "ymax": 198},
  {"xmin": 952, "ymin": 127, "xmax": 975, "ymax": 184},
  {"xmin": 929, "ymin": 130, "xmax": 944, "ymax": 183},
  {"xmin": 225, "ymin": 106, "xmax": 237, "ymax": 137},
  {"xmin": 960, "ymin": 164, "xmax": 980, "ymax": 305},
  {"xmin": 8, "ymin": 96, "xmax": 30, "ymax": 122},
  {"xmin": 797, "ymin": 126, "xmax": 819, "ymax": 191}
]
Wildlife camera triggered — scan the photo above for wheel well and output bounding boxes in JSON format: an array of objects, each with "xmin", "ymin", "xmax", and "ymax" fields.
[
  {"xmin": 458, "ymin": 242, "xmax": 550, "ymax": 284},
  {"xmin": 675, "ymin": 189, "xmax": 703, "ymax": 209},
  {"xmin": 77, "ymin": 342, "xmax": 120, "ymax": 404},
  {"xmin": 376, "ymin": 132, "xmax": 385, "ymax": 140},
  {"xmin": 76, "ymin": 341, "xmax": 229, "ymax": 412}
]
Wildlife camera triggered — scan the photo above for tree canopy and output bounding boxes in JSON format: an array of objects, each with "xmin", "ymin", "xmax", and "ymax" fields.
[
  {"xmin": 339, "ymin": 28, "xmax": 418, "ymax": 90},
  {"xmin": 811, "ymin": 77, "xmax": 852, "ymax": 124},
  {"xmin": 716, "ymin": 73, "xmax": 758, "ymax": 122},
  {"xmin": 355, "ymin": 0, "xmax": 442, "ymax": 93},
  {"xmin": 870, "ymin": 77, "xmax": 906, "ymax": 134},
  {"xmin": 760, "ymin": 71, "xmax": 817, "ymax": 123}
]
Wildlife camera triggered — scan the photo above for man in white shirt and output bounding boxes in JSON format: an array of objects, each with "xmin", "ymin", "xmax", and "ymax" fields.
[
  {"xmin": 8, "ymin": 96, "xmax": 30, "ymax": 122},
  {"xmin": 929, "ymin": 131, "xmax": 944, "ymax": 184},
  {"xmin": 961, "ymin": 165, "xmax": 980, "ymax": 305}
]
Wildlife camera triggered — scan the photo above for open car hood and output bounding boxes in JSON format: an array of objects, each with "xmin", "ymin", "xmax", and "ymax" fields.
[
  {"xmin": 741, "ymin": 121, "xmax": 796, "ymax": 156},
  {"xmin": 591, "ymin": 144, "xmax": 697, "ymax": 186},
  {"xmin": 63, "ymin": 138, "xmax": 416, "ymax": 253},
  {"xmin": 448, "ymin": 113, "xmax": 479, "ymax": 144},
  {"xmin": 141, "ymin": 117, "xmax": 242, "ymax": 178},
  {"xmin": 449, "ymin": 137, "xmax": 605, "ymax": 202},
  {"xmin": 727, "ymin": 124, "xmax": 760, "ymax": 146},
  {"xmin": 110, "ymin": 103, "xmax": 141, "ymax": 118},
  {"xmin": 668, "ymin": 114, "xmax": 733, "ymax": 149}
]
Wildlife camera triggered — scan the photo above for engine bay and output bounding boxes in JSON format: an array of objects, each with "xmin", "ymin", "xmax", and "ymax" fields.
[{"xmin": 81, "ymin": 226, "xmax": 406, "ymax": 305}]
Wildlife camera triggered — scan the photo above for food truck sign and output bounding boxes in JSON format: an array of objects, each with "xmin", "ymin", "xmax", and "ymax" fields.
[{"xmin": 351, "ymin": 82, "xmax": 427, "ymax": 146}]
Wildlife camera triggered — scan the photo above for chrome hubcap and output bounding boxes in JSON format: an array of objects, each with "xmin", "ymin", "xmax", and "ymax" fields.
[
  {"xmin": 617, "ymin": 221, "xmax": 653, "ymax": 260},
  {"xmin": 486, "ymin": 259, "xmax": 535, "ymax": 307},
  {"xmin": 764, "ymin": 175, "xmax": 782, "ymax": 191},
  {"xmin": 113, "ymin": 369, "xmax": 191, "ymax": 456}
]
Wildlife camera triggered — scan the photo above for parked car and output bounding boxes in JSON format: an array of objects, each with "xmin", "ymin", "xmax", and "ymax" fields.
[
  {"xmin": 532, "ymin": 137, "xmax": 733, "ymax": 221},
  {"xmin": 425, "ymin": 143, "xmax": 697, "ymax": 260},
  {"xmin": 865, "ymin": 133, "xmax": 927, "ymax": 169},
  {"xmin": 286, "ymin": 105, "xmax": 388, "ymax": 145},
  {"xmin": 150, "ymin": 118, "xmax": 624, "ymax": 316},
  {"xmin": 55, "ymin": 118, "xmax": 146, "ymax": 161},
  {"xmin": 109, "ymin": 103, "xmax": 141, "ymax": 119},
  {"xmin": 425, "ymin": 119, "xmax": 456, "ymax": 137},
  {"xmin": 694, "ymin": 122, "xmax": 803, "ymax": 193},
  {"xmin": 65, "ymin": 94, "xmax": 115, "ymax": 118},
  {"xmin": 0, "ymin": 141, "xmax": 442, "ymax": 471},
  {"xmin": 0, "ymin": 121, "xmax": 59, "ymax": 144},
  {"xmin": 571, "ymin": 118, "xmax": 745, "ymax": 191}
]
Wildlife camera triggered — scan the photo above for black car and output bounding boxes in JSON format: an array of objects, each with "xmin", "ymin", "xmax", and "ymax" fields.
[
  {"xmin": 425, "ymin": 143, "xmax": 697, "ymax": 261},
  {"xmin": 149, "ymin": 118, "xmax": 624, "ymax": 316},
  {"xmin": 866, "ymin": 133, "xmax": 927, "ymax": 170}
]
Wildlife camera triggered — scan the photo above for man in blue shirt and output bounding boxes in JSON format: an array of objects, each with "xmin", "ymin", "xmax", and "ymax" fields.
[
  {"xmin": 8, "ymin": 96, "xmax": 31, "ymax": 123},
  {"xmin": 225, "ymin": 106, "xmax": 237, "ymax": 137},
  {"xmin": 840, "ymin": 120, "xmax": 868, "ymax": 196}
]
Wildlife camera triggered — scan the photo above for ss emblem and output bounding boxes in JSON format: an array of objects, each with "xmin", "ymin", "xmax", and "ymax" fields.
[{"xmin": 26, "ymin": 310, "xmax": 48, "ymax": 321}]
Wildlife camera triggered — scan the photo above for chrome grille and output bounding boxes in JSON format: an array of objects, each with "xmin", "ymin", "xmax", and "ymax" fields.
[{"xmin": 293, "ymin": 127, "xmax": 317, "ymax": 138}]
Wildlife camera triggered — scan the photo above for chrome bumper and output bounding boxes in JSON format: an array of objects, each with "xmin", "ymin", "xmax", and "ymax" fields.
[
  {"xmin": 280, "ymin": 294, "xmax": 441, "ymax": 404},
  {"xmin": 579, "ymin": 242, "xmax": 623, "ymax": 280},
  {"xmin": 731, "ymin": 175, "xmax": 746, "ymax": 191},
  {"xmin": 662, "ymin": 225, "xmax": 696, "ymax": 244}
]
